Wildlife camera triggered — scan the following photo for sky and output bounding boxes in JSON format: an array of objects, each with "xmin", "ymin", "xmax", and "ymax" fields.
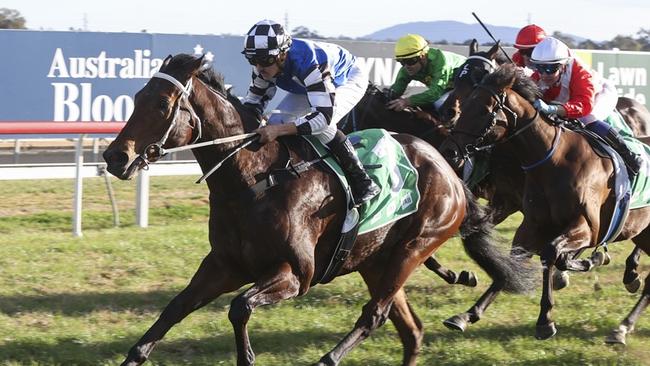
[{"xmin": 3, "ymin": 0, "xmax": 648, "ymax": 42}]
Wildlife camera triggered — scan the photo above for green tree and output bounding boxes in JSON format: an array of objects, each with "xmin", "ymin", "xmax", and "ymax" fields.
[
  {"xmin": 0, "ymin": 8, "xmax": 26, "ymax": 29},
  {"xmin": 291, "ymin": 26, "xmax": 323, "ymax": 39},
  {"xmin": 577, "ymin": 39, "xmax": 602, "ymax": 50},
  {"xmin": 550, "ymin": 31, "xmax": 576, "ymax": 48},
  {"xmin": 606, "ymin": 35, "xmax": 643, "ymax": 51}
]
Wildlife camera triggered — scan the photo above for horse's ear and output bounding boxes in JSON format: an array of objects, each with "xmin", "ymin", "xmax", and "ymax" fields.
[
  {"xmin": 487, "ymin": 41, "xmax": 500, "ymax": 60},
  {"xmin": 161, "ymin": 55, "xmax": 173, "ymax": 70},
  {"xmin": 190, "ymin": 54, "xmax": 206, "ymax": 74},
  {"xmin": 469, "ymin": 39, "xmax": 479, "ymax": 55}
]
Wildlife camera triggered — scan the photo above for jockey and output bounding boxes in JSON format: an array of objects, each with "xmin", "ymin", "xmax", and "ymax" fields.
[
  {"xmin": 512, "ymin": 24, "xmax": 546, "ymax": 72},
  {"xmin": 530, "ymin": 37, "xmax": 643, "ymax": 178},
  {"xmin": 387, "ymin": 34, "xmax": 466, "ymax": 114},
  {"xmin": 241, "ymin": 19, "xmax": 380, "ymax": 207}
]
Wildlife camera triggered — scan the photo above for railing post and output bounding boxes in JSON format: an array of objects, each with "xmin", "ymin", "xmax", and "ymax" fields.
[
  {"xmin": 72, "ymin": 134, "xmax": 86, "ymax": 237},
  {"xmin": 136, "ymin": 169, "xmax": 149, "ymax": 228}
]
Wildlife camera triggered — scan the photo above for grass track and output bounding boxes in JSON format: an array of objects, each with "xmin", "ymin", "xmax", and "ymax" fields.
[{"xmin": 0, "ymin": 176, "xmax": 648, "ymax": 365}]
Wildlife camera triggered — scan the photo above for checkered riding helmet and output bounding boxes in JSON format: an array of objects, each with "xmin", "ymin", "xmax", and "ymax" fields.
[{"xmin": 242, "ymin": 20, "xmax": 292, "ymax": 56}]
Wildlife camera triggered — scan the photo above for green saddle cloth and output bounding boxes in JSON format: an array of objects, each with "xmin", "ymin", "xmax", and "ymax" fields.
[
  {"xmin": 606, "ymin": 111, "xmax": 650, "ymax": 209},
  {"xmin": 304, "ymin": 128, "xmax": 421, "ymax": 234}
]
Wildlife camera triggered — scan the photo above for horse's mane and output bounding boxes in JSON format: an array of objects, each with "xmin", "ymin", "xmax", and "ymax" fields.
[
  {"xmin": 162, "ymin": 53, "xmax": 228, "ymax": 96},
  {"xmin": 482, "ymin": 64, "xmax": 541, "ymax": 103}
]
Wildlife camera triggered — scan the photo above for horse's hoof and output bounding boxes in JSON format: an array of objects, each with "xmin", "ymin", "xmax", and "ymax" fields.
[
  {"xmin": 443, "ymin": 314, "xmax": 469, "ymax": 332},
  {"xmin": 552, "ymin": 271, "xmax": 570, "ymax": 291},
  {"xmin": 605, "ymin": 326, "xmax": 629, "ymax": 345},
  {"xmin": 457, "ymin": 270, "xmax": 478, "ymax": 287},
  {"xmin": 603, "ymin": 252, "xmax": 611, "ymax": 265},
  {"xmin": 314, "ymin": 354, "xmax": 336, "ymax": 366},
  {"xmin": 535, "ymin": 322, "xmax": 557, "ymax": 340},
  {"xmin": 624, "ymin": 276, "xmax": 642, "ymax": 293}
]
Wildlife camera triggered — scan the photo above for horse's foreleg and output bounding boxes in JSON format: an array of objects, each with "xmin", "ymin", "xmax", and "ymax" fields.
[
  {"xmin": 423, "ymin": 257, "xmax": 477, "ymax": 287},
  {"xmin": 122, "ymin": 252, "xmax": 244, "ymax": 366},
  {"xmin": 228, "ymin": 262, "xmax": 301, "ymax": 366},
  {"xmin": 606, "ymin": 271, "xmax": 650, "ymax": 345},
  {"xmin": 624, "ymin": 246, "xmax": 643, "ymax": 293}
]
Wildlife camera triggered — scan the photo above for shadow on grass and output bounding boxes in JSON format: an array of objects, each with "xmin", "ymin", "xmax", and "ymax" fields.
[
  {"xmin": 0, "ymin": 328, "xmax": 355, "ymax": 365},
  {"xmin": 0, "ymin": 284, "xmax": 379, "ymax": 316}
]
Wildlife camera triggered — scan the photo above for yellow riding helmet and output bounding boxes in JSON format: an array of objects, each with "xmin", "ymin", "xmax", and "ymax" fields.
[{"xmin": 394, "ymin": 34, "xmax": 429, "ymax": 59}]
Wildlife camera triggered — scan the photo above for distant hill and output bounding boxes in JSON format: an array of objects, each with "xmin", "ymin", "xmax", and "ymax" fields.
[{"xmin": 363, "ymin": 20, "xmax": 587, "ymax": 45}]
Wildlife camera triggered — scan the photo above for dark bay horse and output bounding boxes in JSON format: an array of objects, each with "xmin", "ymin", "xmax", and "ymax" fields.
[
  {"xmin": 102, "ymin": 54, "xmax": 534, "ymax": 366},
  {"xmin": 340, "ymin": 82, "xmax": 449, "ymax": 147},
  {"xmin": 439, "ymin": 63, "xmax": 650, "ymax": 344},
  {"xmin": 341, "ymin": 83, "xmax": 478, "ymax": 288},
  {"xmin": 441, "ymin": 39, "xmax": 650, "ymax": 292}
]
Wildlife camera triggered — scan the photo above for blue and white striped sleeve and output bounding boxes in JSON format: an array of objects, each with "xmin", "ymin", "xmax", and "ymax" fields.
[
  {"xmin": 242, "ymin": 68, "xmax": 277, "ymax": 113},
  {"xmin": 295, "ymin": 64, "xmax": 336, "ymax": 135}
]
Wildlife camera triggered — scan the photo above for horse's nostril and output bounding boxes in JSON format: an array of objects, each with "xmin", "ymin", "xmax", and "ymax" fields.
[{"xmin": 103, "ymin": 149, "xmax": 129, "ymax": 167}]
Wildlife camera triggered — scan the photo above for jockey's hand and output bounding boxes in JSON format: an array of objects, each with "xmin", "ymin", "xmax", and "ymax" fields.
[
  {"xmin": 253, "ymin": 123, "xmax": 298, "ymax": 144},
  {"xmin": 533, "ymin": 99, "xmax": 558, "ymax": 115},
  {"xmin": 387, "ymin": 97, "xmax": 411, "ymax": 112}
]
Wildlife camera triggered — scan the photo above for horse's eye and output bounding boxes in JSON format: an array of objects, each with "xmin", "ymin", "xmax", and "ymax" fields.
[{"xmin": 159, "ymin": 99, "xmax": 170, "ymax": 111}]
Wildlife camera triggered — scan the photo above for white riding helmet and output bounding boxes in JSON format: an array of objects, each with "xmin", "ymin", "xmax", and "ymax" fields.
[{"xmin": 530, "ymin": 37, "xmax": 572, "ymax": 65}]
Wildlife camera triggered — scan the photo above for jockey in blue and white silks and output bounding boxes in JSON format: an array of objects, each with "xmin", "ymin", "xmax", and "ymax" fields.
[{"xmin": 241, "ymin": 19, "xmax": 380, "ymax": 207}]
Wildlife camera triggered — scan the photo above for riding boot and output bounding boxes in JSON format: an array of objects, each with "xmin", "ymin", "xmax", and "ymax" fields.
[
  {"xmin": 589, "ymin": 121, "xmax": 643, "ymax": 179},
  {"xmin": 327, "ymin": 131, "xmax": 381, "ymax": 207}
]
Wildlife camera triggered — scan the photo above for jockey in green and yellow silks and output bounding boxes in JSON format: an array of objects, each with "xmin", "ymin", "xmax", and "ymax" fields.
[{"xmin": 387, "ymin": 34, "xmax": 466, "ymax": 113}]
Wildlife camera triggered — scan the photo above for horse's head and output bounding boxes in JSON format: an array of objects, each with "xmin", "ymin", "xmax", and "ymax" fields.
[
  {"xmin": 440, "ymin": 64, "xmax": 538, "ymax": 170},
  {"xmin": 103, "ymin": 54, "xmax": 228, "ymax": 179},
  {"xmin": 439, "ymin": 40, "xmax": 501, "ymax": 126}
]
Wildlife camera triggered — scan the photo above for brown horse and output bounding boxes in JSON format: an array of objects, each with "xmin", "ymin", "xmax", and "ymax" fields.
[
  {"xmin": 102, "ymin": 54, "xmax": 534, "ymax": 366},
  {"xmin": 341, "ymin": 83, "xmax": 478, "ymax": 288},
  {"xmin": 438, "ymin": 63, "xmax": 650, "ymax": 344},
  {"xmin": 441, "ymin": 39, "xmax": 650, "ymax": 292}
]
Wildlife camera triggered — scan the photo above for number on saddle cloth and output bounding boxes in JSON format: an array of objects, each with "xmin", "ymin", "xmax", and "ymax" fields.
[{"xmin": 303, "ymin": 128, "xmax": 421, "ymax": 235}]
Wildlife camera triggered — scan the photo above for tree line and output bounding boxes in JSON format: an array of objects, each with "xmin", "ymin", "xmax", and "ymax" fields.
[{"xmin": 2, "ymin": 7, "xmax": 649, "ymax": 52}]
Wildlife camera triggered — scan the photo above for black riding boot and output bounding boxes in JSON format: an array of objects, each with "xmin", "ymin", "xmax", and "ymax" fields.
[
  {"xmin": 327, "ymin": 131, "xmax": 381, "ymax": 207},
  {"xmin": 602, "ymin": 127, "xmax": 643, "ymax": 179}
]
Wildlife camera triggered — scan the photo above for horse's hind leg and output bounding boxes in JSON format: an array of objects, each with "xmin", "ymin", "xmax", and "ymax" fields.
[
  {"xmin": 424, "ymin": 257, "xmax": 478, "ymax": 287},
  {"xmin": 122, "ymin": 252, "xmax": 246, "ymax": 366},
  {"xmin": 623, "ymin": 246, "xmax": 643, "ymax": 293},
  {"xmin": 229, "ymin": 262, "xmax": 302, "ymax": 366},
  {"xmin": 443, "ymin": 282, "xmax": 502, "ymax": 332},
  {"xmin": 362, "ymin": 270, "xmax": 423, "ymax": 366},
  {"xmin": 388, "ymin": 289, "xmax": 423, "ymax": 366},
  {"xmin": 606, "ymin": 271, "xmax": 650, "ymax": 345},
  {"xmin": 315, "ymin": 254, "xmax": 424, "ymax": 366}
]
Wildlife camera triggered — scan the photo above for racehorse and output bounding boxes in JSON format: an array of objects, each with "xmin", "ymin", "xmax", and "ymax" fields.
[
  {"xmin": 102, "ymin": 54, "xmax": 534, "ymax": 366},
  {"xmin": 339, "ymin": 82, "xmax": 449, "ymax": 147},
  {"xmin": 340, "ymin": 83, "xmax": 478, "ymax": 288},
  {"xmin": 438, "ymin": 63, "xmax": 650, "ymax": 344},
  {"xmin": 440, "ymin": 39, "xmax": 650, "ymax": 291}
]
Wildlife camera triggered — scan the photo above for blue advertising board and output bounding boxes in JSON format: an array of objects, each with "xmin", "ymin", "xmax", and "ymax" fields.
[{"xmin": 1, "ymin": 30, "xmax": 649, "ymax": 124}]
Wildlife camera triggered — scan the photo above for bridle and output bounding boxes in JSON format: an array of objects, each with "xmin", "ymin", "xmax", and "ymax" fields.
[
  {"xmin": 139, "ymin": 72, "xmax": 203, "ymax": 164},
  {"xmin": 136, "ymin": 70, "xmax": 259, "ymax": 181},
  {"xmin": 447, "ymin": 84, "xmax": 550, "ymax": 168}
]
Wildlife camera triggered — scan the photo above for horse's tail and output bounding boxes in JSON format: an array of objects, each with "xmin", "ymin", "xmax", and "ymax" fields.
[{"xmin": 459, "ymin": 185, "xmax": 536, "ymax": 293}]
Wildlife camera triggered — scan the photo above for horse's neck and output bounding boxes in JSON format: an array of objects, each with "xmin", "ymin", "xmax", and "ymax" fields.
[
  {"xmin": 508, "ymin": 105, "xmax": 559, "ymax": 168},
  {"xmin": 190, "ymin": 82, "xmax": 280, "ymax": 194}
]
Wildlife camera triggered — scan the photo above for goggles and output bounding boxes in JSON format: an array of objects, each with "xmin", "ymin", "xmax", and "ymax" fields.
[
  {"xmin": 245, "ymin": 54, "xmax": 277, "ymax": 67},
  {"xmin": 397, "ymin": 56, "xmax": 420, "ymax": 66},
  {"xmin": 535, "ymin": 63, "xmax": 562, "ymax": 74}
]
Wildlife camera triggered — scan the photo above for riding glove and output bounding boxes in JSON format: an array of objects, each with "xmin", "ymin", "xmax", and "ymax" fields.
[{"xmin": 533, "ymin": 99, "xmax": 559, "ymax": 115}]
